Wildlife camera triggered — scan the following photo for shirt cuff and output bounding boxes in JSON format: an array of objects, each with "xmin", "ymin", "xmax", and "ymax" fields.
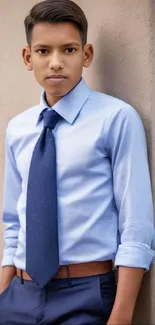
[
  {"xmin": 114, "ymin": 242, "xmax": 155, "ymax": 270},
  {"xmin": 1, "ymin": 249, "xmax": 16, "ymax": 267}
]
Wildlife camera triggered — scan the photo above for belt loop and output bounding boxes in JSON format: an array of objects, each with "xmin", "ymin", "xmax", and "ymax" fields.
[
  {"xmin": 66, "ymin": 265, "xmax": 72, "ymax": 286},
  {"xmin": 20, "ymin": 269, "xmax": 24, "ymax": 285}
]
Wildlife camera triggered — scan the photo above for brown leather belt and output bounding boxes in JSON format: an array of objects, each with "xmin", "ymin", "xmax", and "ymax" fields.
[{"xmin": 16, "ymin": 260, "xmax": 113, "ymax": 281}]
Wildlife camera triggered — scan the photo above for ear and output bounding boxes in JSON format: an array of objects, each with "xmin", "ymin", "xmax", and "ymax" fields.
[
  {"xmin": 83, "ymin": 44, "xmax": 94, "ymax": 68},
  {"xmin": 22, "ymin": 46, "xmax": 33, "ymax": 71}
]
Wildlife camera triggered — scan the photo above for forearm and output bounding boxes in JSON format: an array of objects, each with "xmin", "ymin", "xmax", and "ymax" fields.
[
  {"xmin": 0, "ymin": 265, "xmax": 16, "ymax": 294},
  {"xmin": 107, "ymin": 266, "xmax": 144, "ymax": 324}
]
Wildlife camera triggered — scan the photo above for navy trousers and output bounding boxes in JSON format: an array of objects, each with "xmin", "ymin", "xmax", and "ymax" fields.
[{"xmin": 0, "ymin": 271, "xmax": 116, "ymax": 325}]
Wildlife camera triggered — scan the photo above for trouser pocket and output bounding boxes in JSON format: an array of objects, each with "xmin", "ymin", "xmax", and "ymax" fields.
[
  {"xmin": 0, "ymin": 276, "xmax": 44, "ymax": 325},
  {"xmin": 96, "ymin": 271, "xmax": 117, "ymax": 321}
]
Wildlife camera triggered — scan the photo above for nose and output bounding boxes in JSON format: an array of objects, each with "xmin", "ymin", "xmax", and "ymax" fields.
[{"xmin": 48, "ymin": 52, "xmax": 64, "ymax": 71}]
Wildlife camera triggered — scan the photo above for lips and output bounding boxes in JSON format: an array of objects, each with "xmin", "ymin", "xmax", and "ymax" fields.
[{"xmin": 47, "ymin": 75, "xmax": 67, "ymax": 79}]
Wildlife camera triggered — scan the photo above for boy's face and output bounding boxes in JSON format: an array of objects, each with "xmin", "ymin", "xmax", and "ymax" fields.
[{"xmin": 23, "ymin": 22, "xmax": 93, "ymax": 106}]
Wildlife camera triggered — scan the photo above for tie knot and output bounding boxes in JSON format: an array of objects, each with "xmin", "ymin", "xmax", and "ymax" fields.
[{"xmin": 43, "ymin": 110, "xmax": 60, "ymax": 129}]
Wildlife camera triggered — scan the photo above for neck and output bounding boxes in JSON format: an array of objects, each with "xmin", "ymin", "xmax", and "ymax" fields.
[{"xmin": 45, "ymin": 93, "xmax": 62, "ymax": 108}]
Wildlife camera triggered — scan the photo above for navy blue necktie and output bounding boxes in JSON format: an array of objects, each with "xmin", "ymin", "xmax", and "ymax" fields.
[{"xmin": 26, "ymin": 109, "xmax": 60, "ymax": 288}]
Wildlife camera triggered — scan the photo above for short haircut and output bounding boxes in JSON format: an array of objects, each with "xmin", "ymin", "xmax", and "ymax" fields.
[{"xmin": 24, "ymin": 0, "xmax": 88, "ymax": 46}]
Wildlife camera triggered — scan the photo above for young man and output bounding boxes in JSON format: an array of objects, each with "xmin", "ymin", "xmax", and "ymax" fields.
[{"xmin": 0, "ymin": 0, "xmax": 154, "ymax": 324}]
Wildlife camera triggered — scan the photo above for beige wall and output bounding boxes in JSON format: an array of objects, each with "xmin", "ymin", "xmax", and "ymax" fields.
[{"xmin": 0, "ymin": 0, "xmax": 155, "ymax": 323}]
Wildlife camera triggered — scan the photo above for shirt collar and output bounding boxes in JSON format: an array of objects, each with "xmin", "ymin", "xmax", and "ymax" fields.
[{"xmin": 36, "ymin": 78, "xmax": 91, "ymax": 125}]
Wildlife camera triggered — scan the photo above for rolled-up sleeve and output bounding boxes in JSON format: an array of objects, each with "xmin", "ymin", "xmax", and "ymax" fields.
[
  {"xmin": 106, "ymin": 105, "xmax": 155, "ymax": 270},
  {"xmin": 1, "ymin": 123, "xmax": 22, "ymax": 267}
]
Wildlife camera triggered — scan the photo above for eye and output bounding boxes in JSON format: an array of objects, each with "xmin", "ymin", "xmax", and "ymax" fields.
[
  {"xmin": 65, "ymin": 48, "xmax": 76, "ymax": 54},
  {"xmin": 38, "ymin": 49, "xmax": 48, "ymax": 55}
]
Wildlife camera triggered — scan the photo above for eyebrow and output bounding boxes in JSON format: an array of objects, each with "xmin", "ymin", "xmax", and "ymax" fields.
[
  {"xmin": 33, "ymin": 42, "xmax": 80, "ymax": 49},
  {"xmin": 62, "ymin": 42, "xmax": 80, "ymax": 47}
]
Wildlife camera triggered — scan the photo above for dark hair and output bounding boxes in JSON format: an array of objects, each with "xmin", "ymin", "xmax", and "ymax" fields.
[{"xmin": 24, "ymin": 0, "xmax": 88, "ymax": 46}]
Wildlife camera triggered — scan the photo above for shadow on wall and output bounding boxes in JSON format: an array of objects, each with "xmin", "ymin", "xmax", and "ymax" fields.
[
  {"xmin": 95, "ymin": 30, "xmax": 144, "ymax": 107},
  {"xmin": 95, "ymin": 27, "xmax": 151, "ymax": 117}
]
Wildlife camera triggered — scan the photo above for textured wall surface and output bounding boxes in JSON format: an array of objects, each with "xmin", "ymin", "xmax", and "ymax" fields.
[{"xmin": 0, "ymin": 0, "xmax": 155, "ymax": 323}]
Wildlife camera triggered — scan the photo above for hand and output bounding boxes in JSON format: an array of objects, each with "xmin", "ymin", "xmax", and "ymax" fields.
[
  {"xmin": 107, "ymin": 319, "xmax": 131, "ymax": 324},
  {"xmin": 107, "ymin": 315, "xmax": 132, "ymax": 325},
  {"xmin": 107, "ymin": 310, "xmax": 132, "ymax": 325},
  {"xmin": 0, "ymin": 282, "xmax": 10, "ymax": 295},
  {"xmin": 0, "ymin": 265, "xmax": 16, "ymax": 295},
  {"xmin": 107, "ymin": 321, "xmax": 131, "ymax": 325}
]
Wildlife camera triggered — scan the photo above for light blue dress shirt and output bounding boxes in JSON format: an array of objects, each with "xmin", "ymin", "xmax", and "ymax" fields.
[{"xmin": 1, "ymin": 78, "xmax": 154, "ymax": 271}]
